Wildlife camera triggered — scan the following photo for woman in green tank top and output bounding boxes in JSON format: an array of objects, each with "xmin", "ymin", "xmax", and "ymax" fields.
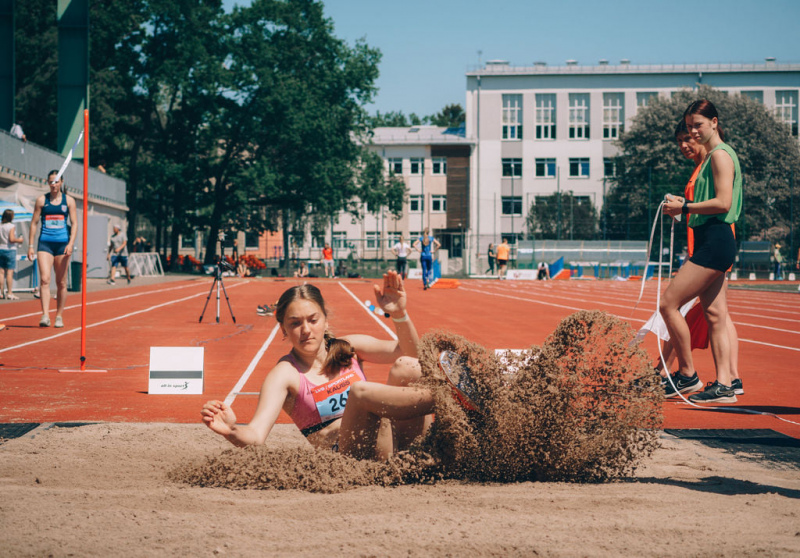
[{"xmin": 660, "ymin": 100, "xmax": 741, "ymax": 404}]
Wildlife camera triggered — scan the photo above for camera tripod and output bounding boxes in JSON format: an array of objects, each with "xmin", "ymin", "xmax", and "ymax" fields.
[{"xmin": 199, "ymin": 265, "xmax": 236, "ymax": 324}]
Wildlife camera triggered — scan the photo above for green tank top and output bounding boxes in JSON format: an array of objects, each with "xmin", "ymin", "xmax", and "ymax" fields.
[{"xmin": 689, "ymin": 143, "xmax": 742, "ymax": 228}]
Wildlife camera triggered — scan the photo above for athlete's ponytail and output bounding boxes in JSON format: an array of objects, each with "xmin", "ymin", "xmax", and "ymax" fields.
[{"xmin": 323, "ymin": 331, "xmax": 357, "ymax": 375}]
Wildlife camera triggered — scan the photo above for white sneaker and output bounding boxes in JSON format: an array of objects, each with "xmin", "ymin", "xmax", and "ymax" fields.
[
  {"xmin": 39, "ymin": 315, "xmax": 51, "ymax": 327},
  {"xmin": 54, "ymin": 316, "xmax": 64, "ymax": 328}
]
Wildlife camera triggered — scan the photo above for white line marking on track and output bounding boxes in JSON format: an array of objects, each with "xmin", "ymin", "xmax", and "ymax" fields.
[
  {"xmin": 461, "ymin": 285, "xmax": 800, "ymax": 353},
  {"xmin": 338, "ymin": 281, "xmax": 397, "ymax": 340},
  {"xmin": 0, "ymin": 282, "xmax": 246, "ymax": 355},
  {"xmin": 0, "ymin": 282, "xmax": 203, "ymax": 322},
  {"xmin": 224, "ymin": 323, "xmax": 281, "ymax": 407}
]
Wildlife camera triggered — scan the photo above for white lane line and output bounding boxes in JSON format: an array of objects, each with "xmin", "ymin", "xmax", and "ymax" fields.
[
  {"xmin": 338, "ymin": 281, "xmax": 397, "ymax": 340},
  {"xmin": 0, "ymin": 283, "xmax": 245, "ymax": 355},
  {"xmin": 461, "ymin": 285, "xmax": 800, "ymax": 353},
  {"xmin": 224, "ymin": 323, "xmax": 281, "ymax": 407},
  {"xmin": 0, "ymin": 281, "xmax": 202, "ymax": 322}
]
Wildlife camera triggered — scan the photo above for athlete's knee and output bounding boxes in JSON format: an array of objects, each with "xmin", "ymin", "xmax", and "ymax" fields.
[
  {"xmin": 387, "ymin": 357, "xmax": 422, "ymax": 387},
  {"xmin": 348, "ymin": 381, "xmax": 372, "ymax": 405}
]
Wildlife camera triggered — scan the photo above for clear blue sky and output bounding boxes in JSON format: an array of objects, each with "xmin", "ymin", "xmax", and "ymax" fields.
[{"xmin": 223, "ymin": 0, "xmax": 800, "ymax": 118}]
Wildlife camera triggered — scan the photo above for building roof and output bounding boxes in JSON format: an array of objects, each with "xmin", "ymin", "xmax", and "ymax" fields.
[
  {"xmin": 370, "ymin": 126, "xmax": 472, "ymax": 146},
  {"xmin": 467, "ymin": 58, "xmax": 800, "ymax": 77}
]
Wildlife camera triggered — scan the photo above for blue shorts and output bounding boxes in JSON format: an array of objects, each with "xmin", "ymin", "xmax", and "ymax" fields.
[
  {"xmin": 38, "ymin": 240, "xmax": 68, "ymax": 257},
  {"xmin": 111, "ymin": 254, "xmax": 129, "ymax": 267},
  {"xmin": 0, "ymin": 249, "xmax": 16, "ymax": 270}
]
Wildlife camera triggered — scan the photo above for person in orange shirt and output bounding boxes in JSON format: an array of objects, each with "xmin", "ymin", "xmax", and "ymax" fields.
[
  {"xmin": 321, "ymin": 243, "xmax": 335, "ymax": 278},
  {"xmin": 495, "ymin": 238, "xmax": 510, "ymax": 279}
]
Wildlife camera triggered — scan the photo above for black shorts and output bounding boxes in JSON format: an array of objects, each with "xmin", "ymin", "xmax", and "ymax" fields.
[{"xmin": 689, "ymin": 219, "xmax": 736, "ymax": 272}]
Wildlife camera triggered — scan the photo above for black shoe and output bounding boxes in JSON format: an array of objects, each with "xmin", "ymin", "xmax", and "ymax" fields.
[
  {"xmin": 731, "ymin": 378, "xmax": 744, "ymax": 395},
  {"xmin": 688, "ymin": 381, "xmax": 737, "ymax": 404},
  {"xmin": 663, "ymin": 372, "xmax": 703, "ymax": 397}
]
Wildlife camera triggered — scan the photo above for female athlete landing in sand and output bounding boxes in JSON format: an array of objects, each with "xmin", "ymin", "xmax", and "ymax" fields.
[{"xmin": 202, "ymin": 271, "xmax": 435, "ymax": 460}]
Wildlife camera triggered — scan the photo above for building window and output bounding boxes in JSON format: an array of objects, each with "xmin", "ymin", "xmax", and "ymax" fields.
[
  {"xmin": 431, "ymin": 195, "xmax": 447, "ymax": 213},
  {"xmin": 775, "ymin": 90, "xmax": 798, "ymax": 136},
  {"xmin": 387, "ymin": 158, "xmax": 403, "ymax": 174},
  {"xmin": 409, "ymin": 195, "xmax": 423, "ymax": 213},
  {"xmin": 501, "ymin": 196, "xmax": 522, "ymax": 215},
  {"xmin": 604, "ymin": 158, "xmax": 617, "ymax": 178},
  {"xmin": 245, "ymin": 231, "xmax": 259, "ymax": 250},
  {"xmin": 603, "ymin": 93, "xmax": 624, "ymax": 139},
  {"xmin": 410, "ymin": 157, "xmax": 423, "ymax": 175},
  {"xmin": 535, "ymin": 94, "xmax": 556, "ymax": 139},
  {"xmin": 502, "ymin": 94, "xmax": 523, "ymax": 140},
  {"xmin": 332, "ymin": 231, "xmax": 346, "ymax": 248},
  {"xmin": 431, "ymin": 157, "xmax": 447, "ymax": 175},
  {"xmin": 366, "ymin": 232, "xmax": 380, "ymax": 249},
  {"xmin": 569, "ymin": 93, "xmax": 590, "ymax": 139},
  {"xmin": 502, "ymin": 158, "xmax": 522, "ymax": 177},
  {"xmin": 180, "ymin": 232, "xmax": 195, "ymax": 249},
  {"xmin": 636, "ymin": 92, "xmax": 658, "ymax": 107},
  {"xmin": 741, "ymin": 90, "xmax": 763, "ymax": 103},
  {"xmin": 535, "ymin": 158, "xmax": 556, "ymax": 178},
  {"xmin": 569, "ymin": 157, "xmax": 590, "ymax": 178},
  {"xmin": 386, "ymin": 232, "xmax": 401, "ymax": 248},
  {"xmin": 290, "ymin": 232, "xmax": 304, "ymax": 249}
]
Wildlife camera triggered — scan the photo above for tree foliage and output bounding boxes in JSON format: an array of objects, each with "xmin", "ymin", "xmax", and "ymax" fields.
[
  {"xmin": 368, "ymin": 103, "xmax": 465, "ymax": 129},
  {"xmin": 608, "ymin": 85, "xmax": 800, "ymax": 247},
  {"xmin": 525, "ymin": 193, "xmax": 599, "ymax": 240}
]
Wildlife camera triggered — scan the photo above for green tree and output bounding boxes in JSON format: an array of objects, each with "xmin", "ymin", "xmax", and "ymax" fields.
[
  {"xmin": 428, "ymin": 103, "xmax": 464, "ymax": 128},
  {"xmin": 608, "ymin": 86, "xmax": 800, "ymax": 250},
  {"xmin": 526, "ymin": 193, "xmax": 598, "ymax": 240}
]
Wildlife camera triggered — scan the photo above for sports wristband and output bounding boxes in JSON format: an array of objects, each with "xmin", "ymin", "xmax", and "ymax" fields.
[
  {"xmin": 391, "ymin": 313, "xmax": 409, "ymax": 323},
  {"xmin": 682, "ymin": 199, "xmax": 690, "ymax": 215}
]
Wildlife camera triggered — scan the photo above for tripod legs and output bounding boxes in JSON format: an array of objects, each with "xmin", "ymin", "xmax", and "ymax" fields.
[{"xmin": 198, "ymin": 272, "xmax": 236, "ymax": 324}]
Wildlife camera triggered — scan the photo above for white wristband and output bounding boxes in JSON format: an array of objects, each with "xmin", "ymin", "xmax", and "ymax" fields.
[{"xmin": 391, "ymin": 313, "xmax": 409, "ymax": 323}]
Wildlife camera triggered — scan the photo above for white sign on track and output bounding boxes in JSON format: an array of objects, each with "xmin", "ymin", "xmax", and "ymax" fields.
[{"xmin": 148, "ymin": 347, "xmax": 204, "ymax": 394}]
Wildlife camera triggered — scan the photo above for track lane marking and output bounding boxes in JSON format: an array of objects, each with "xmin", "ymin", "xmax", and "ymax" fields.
[
  {"xmin": 460, "ymin": 286, "xmax": 800, "ymax": 353},
  {"xmin": 0, "ymin": 283, "xmax": 246, "ymax": 355},
  {"xmin": 224, "ymin": 323, "xmax": 281, "ymax": 407}
]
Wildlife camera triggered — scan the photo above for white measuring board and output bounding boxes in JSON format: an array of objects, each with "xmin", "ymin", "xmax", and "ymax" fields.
[{"xmin": 148, "ymin": 347, "xmax": 204, "ymax": 395}]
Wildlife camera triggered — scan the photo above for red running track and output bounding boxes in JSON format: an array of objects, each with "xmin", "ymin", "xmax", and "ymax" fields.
[{"xmin": 1, "ymin": 276, "xmax": 798, "ymax": 438}]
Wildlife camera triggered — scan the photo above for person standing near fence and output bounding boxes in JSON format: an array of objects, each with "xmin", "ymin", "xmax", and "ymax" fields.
[
  {"xmin": 107, "ymin": 224, "xmax": 132, "ymax": 285},
  {"xmin": 0, "ymin": 209, "xmax": 24, "ymax": 300},
  {"xmin": 322, "ymin": 243, "xmax": 335, "ymax": 278},
  {"xmin": 392, "ymin": 235, "xmax": 411, "ymax": 279},
  {"xmin": 414, "ymin": 228, "xmax": 440, "ymax": 290},
  {"xmin": 495, "ymin": 238, "xmax": 510, "ymax": 280},
  {"xmin": 662, "ymin": 100, "xmax": 742, "ymax": 404},
  {"xmin": 773, "ymin": 243, "xmax": 783, "ymax": 280},
  {"xmin": 486, "ymin": 243, "xmax": 496, "ymax": 275},
  {"xmin": 28, "ymin": 170, "xmax": 78, "ymax": 327}
]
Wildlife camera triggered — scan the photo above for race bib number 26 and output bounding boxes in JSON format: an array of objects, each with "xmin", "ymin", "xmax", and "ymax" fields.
[{"xmin": 311, "ymin": 370, "xmax": 362, "ymax": 423}]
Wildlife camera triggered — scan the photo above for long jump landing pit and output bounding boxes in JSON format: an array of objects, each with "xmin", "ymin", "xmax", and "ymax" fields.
[{"xmin": 0, "ymin": 277, "xmax": 799, "ymax": 555}]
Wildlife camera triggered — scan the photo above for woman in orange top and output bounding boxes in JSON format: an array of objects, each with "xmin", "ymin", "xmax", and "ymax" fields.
[{"xmin": 495, "ymin": 238, "xmax": 510, "ymax": 279}]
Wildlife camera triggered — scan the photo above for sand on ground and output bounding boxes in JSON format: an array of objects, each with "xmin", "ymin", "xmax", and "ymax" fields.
[{"xmin": 1, "ymin": 422, "xmax": 798, "ymax": 557}]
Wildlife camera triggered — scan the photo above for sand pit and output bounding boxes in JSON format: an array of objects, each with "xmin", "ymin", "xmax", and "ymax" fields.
[{"xmin": 1, "ymin": 422, "xmax": 799, "ymax": 556}]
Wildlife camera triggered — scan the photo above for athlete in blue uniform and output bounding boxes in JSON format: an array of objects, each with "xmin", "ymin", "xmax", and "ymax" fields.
[{"xmin": 28, "ymin": 170, "xmax": 78, "ymax": 328}]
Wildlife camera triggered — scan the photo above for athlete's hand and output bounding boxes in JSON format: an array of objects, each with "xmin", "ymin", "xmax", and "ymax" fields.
[
  {"xmin": 201, "ymin": 400, "xmax": 237, "ymax": 436},
  {"xmin": 662, "ymin": 194, "xmax": 684, "ymax": 217},
  {"xmin": 374, "ymin": 270, "xmax": 406, "ymax": 318},
  {"xmin": 64, "ymin": 243, "xmax": 74, "ymax": 257},
  {"xmin": 27, "ymin": 247, "xmax": 35, "ymax": 261}
]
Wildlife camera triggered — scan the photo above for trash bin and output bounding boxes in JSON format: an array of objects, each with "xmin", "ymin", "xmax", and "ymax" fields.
[{"xmin": 69, "ymin": 261, "xmax": 82, "ymax": 292}]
